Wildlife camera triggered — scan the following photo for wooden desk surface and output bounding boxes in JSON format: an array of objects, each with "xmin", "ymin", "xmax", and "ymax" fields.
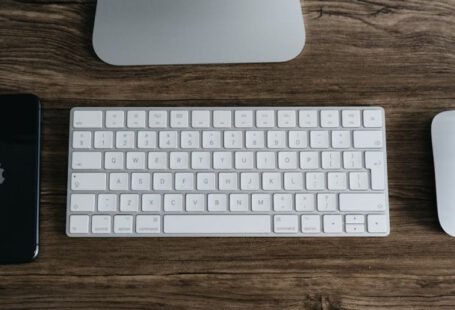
[{"xmin": 1, "ymin": 0, "xmax": 455, "ymax": 309}]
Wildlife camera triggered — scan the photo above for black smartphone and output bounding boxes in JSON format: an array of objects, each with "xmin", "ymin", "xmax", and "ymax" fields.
[{"xmin": 0, "ymin": 94, "xmax": 41, "ymax": 264}]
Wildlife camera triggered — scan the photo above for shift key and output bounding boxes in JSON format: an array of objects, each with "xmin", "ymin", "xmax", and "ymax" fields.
[
  {"xmin": 71, "ymin": 173, "xmax": 107, "ymax": 191},
  {"xmin": 340, "ymin": 194, "xmax": 386, "ymax": 212}
]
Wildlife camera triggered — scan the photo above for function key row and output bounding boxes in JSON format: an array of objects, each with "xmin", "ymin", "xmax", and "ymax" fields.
[{"xmin": 73, "ymin": 109, "xmax": 384, "ymax": 129}]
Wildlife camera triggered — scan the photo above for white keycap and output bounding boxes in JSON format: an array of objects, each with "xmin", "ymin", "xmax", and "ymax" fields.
[
  {"xmin": 322, "ymin": 152, "xmax": 341, "ymax": 169},
  {"xmin": 170, "ymin": 152, "xmax": 190, "ymax": 170},
  {"xmin": 235, "ymin": 110, "xmax": 253, "ymax": 128},
  {"xmin": 274, "ymin": 194, "xmax": 293, "ymax": 212},
  {"xmin": 323, "ymin": 215, "xmax": 343, "ymax": 233},
  {"xmin": 171, "ymin": 111, "xmax": 189, "ymax": 128},
  {"xmin": 192, "ymin": 152, "xmax": 211, "ymax": 169},
  {"xmin": 98, "ymin": 194, "xmax": 117, "ymax": 212},
  {"xmin": 306, "ymin": 173, "xmax": 325, "ymax": 191},
  {"xmin": 142, "ymin": 194, "xmax": 161, "ymax": 212},
  {"xmin": 192, "ymin": 111, "xmax": 211, "ymax": 128},
  {"xmin": 252, "ymin": 194, "xmax": 271, "ymax": 211},
  {"xmin": 332, "ymin": 131, "xmax": 351, "ymax": 149},
  {"xmin": 367, "ymin": 215, "xmax": 388, "ymax": 233},
  {"xmin": 241, "ymin": 173, "xmax": 260, "ymax": 190},
  {"xmin": 164, "ymin": 194, "xmax": 184, "ymax": 212},
  {"xmin": 349, "ymin": 172, "xmax": 369, "ymax": 190},
  {"xmin": 342, "ymin": 110, "xmax": 361, "ymax": 128},
  {"xmin": 203, "ymin": 131, "xmax": 222, "ymax": 148},
  {"xmin": 69, "ymin": 215, "xmax": 90, "ymax": 234},
  {"xmin": 73, "ymin": 132, "xmax": 92, "ymax": 149},
  {"xmin": 127, "ymin": 152, "xmax": 146, "ymax": 169},
  {"xmin": 120, "ymin": 194, "xmax": 139, "ymax": 212},
  {"xmin": 159, "ymin": 131, "xmax": 178, "ymax": 149},
  {"xmin": 153, "ymin": 173, "xmax": 173, "ymax": 190},
  {"xmin": 208, "ymin": 194, "xmax": 228, "ymax": 212},
  {"xmin": 116, "ymin": 131, "xmax": 135, "ymax": 149},
  {"xmin": 148, "ymin": 152, "xmax": 168, "ymax": 170},
  {"xmin": 73, "ymin": 110, "xmax": 103, "ymax": 128},
  {"xmin": 164, "ymin": 215, "xmax": 271, "ymax": 234},
  {"xmin": 106, "ymin": 111, "xmax": 125, "ymax": 128},
  {"xmin": 136, "ymin": 215, "xmax": 161, "ymax": 234},
  {"xmin": 213, "ymin": 152, "xmax": 233, "ymax": 170},
  {"xmin": 256, "ymin": 110, "xmax": 275, "ymax": 128},
  {"xmin": 354, "ymin": 131, "xmax": 383, "ymax": 148},
  {"xmin": 105, "ymin": 152, "xmax": 124, "ymax": 170},
  {"xmin": 257, "ymin": 152, "xmax": 276, "ymax": 169},
  {"xmin": 340, "ymin": 194, "xmax": 386, "ymax": 212},
  {"xmin": 114, "ymin": 215, "xmax": 134, "ymax": 234},
  {"xmin": 235, "ymin": 152, "xmax": 255, "ymax": 169},
  {"xmin": 317, "ymin": 194, "xmax": 337, "ymax": 212},
  {"xmin": 343, "ymin": 152, "xmax": 363, "ymax": 169},
  {"xmin": 72, "ymin": 173, "xmax": 106, "ymax": 191},
  {"xmin": 149, "ymin": 111, "xmax": 168, "ymax": 128},
  {"xmin": 219, "ymin": 173, "xmax": 238, "ymax": 190},
  {"xmin": 246, "ymin": 131, "xmax": 265, "ymax": 148},
  {"xmin": 267, "ymin": 131, "xmax": 287, "ymax": 148},
  {"xmin": 70, "ymin": 194, "xmax": 96, "ymax": 212},
  {"xmin": 186, "ymin": 194, "xmax": 205, "ymax": 212},
  {"xmin": 284, "ymin": 173, "xmax": 304, "ymax": 190},
  {"xmin": 278, "ymin": 110, "xmax": 296, "ymax": 128},
  {"xmin": 92, "ymin": 215, "xmax": 112, "ymax": 234},
  {"xmin": 127, "ymin": 111, "xmax": 146, "ymax": 128},
  {"xmin": 300, "ymin": 152, "xmax": 319, "ymax": 169},
  {"xmin": 274, "ymin": 215, "xmax": 299, "ymax": 233},
  {"xmin": 230, "ymin": 194, "xmax": 249, "ymax": 212},
  {"xmin": 310, "ymin": 131, "xmax": 329, "ymax": 148},
  {"xmin": 346, "ymin": 214, "xmax": 365, "ymax": 224},
  {"xmin": 366, "ymin": 152, "xmax": 386, "ymax": 190},
  {"xmin": 224, "ymin": 131, "xmax": 243, "ymax": 148},
  {"xmin": 328, "ymin": 172, "xmax": 347, "ymax": 190},
  {"xmin": 321, "ymin": 110, "xmax": 339, "ymax": 128},
  {"xmin": 94, "ymin": 131, "xmax": 114, "ymax": 149},
  {"xmin": 289, "ymin": 131, "xmax": 308, "ymax": 149},
  {"xmin": 262, "ymin": 173, "xmax": 282, "ymax": 191},
  {"xmin": 131, "ymin": 173, "xmax": 151, "ymax": 191},
  {"xmin": 175, "ymin": 173, "xmax": 194, "ymax": 190},
  {"xmin": 279, "ymin": 152, "xmax": 298, "ymax": 169},
  {"xmin": 72, "ymin": 152, "xmax": 102, "ymax": 170},
  {"xmin": 181, "ymin": 131, "xmax": 200, "ymax": 149},
  {"xmin": 299, "ymin": 111, "xmax": 318, "ymax": 128},
  {"xmin": 213, "ymin": 111, "xmax": 232, "ymax": 128},
  {"xmin": 138, "ymin": 132, "xmax": 157, "ymax": 149},
  {"xmin": 301, "ymin": 215, "xmax": 321, "ymax": 233},
  {"xmin": 197, "ymin": 173, "xmax": 216, "ymax": 190},
  {"xmin": 296, "ymin": 194, "xmax": 315, "ymax": 212},
  {"xmin": 110, "ymin": 173, "xmax": 129, "ymax": 191},
  {"xmin": 364, "ymin": 110, "xmax": 383, "ymax": 128},
  {"xmin": 346, "ymin": 224, "xmax": 365, "ymax": 233}
]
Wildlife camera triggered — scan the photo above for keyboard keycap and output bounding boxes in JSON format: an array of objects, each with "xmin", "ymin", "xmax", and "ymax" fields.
[
  {"xmin": 274, "ymin": 215, "xmax": 299, "ymax": 233},
  {"xmin": 340, "ymin": 194, "xmax": 386, "ymax": 212},
  {"xmin": 72, "ymin": 173, "xmax": 106, "ymax": 191},
  {"xmin": 74, "ymin": 110, "xmax": 103, "ymax": 128},
  {"xmin": 69, "ymin": 215, "xmax": 90, "ymax": 234},
  {"xmin": 72, "ymin": 152, "xmax": 102, "ymax": 170},
  {"xmin": 164, "ymin": 215, "xmax": 271, "ymax": 234},
  {"xmin": 354, "ymin": 131, "xmax": 383, "ymax": 149}
]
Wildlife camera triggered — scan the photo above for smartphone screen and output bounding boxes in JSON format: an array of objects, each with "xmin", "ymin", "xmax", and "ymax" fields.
[{"xmin": 0, "ymin": 94, "xmax": 41, "ymax": 264}]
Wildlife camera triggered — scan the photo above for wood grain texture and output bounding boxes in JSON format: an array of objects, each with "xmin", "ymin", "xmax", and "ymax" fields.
[{"xmin": 1, "ymin": 0, "xmax": 455, "ymax": 309}]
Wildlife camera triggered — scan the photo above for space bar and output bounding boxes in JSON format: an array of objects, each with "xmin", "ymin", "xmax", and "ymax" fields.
[{"xmin": 164, "ymin": 215, "xmax": 271, "ymax": 234}]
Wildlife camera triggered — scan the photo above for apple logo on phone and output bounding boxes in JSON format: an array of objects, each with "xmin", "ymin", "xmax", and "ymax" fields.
[{"xmin": 0, "ymin": 163, "xmax": 5, "ymax": 185}]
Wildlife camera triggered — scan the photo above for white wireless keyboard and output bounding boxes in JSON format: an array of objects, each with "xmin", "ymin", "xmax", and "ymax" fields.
[{"xmin": 66, "ymin": 107, "xmax": 390, "ymax": 237}]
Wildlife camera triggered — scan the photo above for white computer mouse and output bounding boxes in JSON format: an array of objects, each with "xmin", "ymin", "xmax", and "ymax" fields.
[{"xmin": 432, "ymin": 111, "xmax": 455, "ymax": 237}]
